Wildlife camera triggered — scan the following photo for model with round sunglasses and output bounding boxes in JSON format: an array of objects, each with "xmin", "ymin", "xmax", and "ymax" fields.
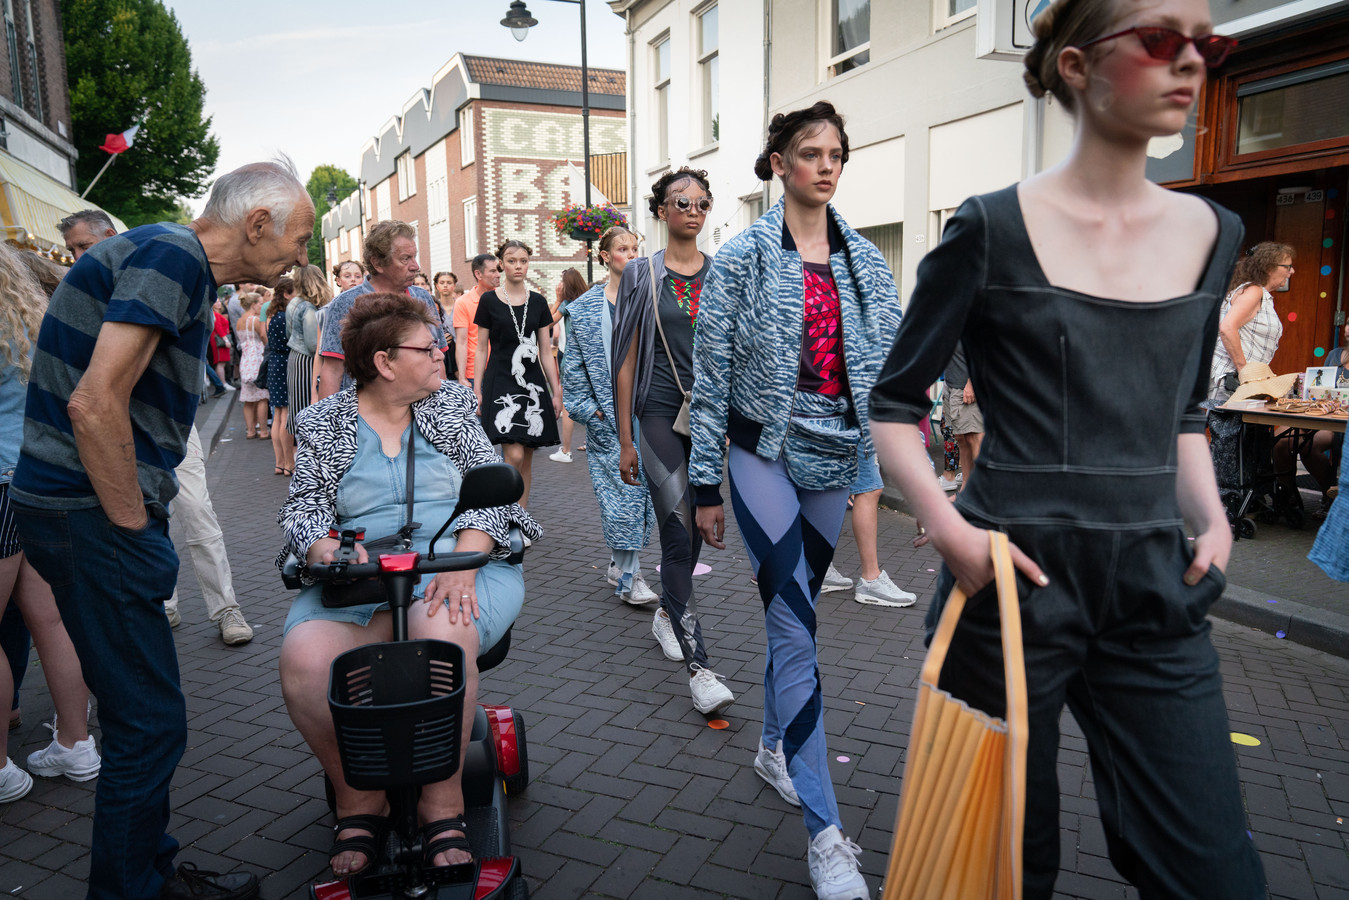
[
  {"xmin": 869, "ymin": 0, "xmax": 1263, "ymax": 894},
  {"xmin": 613, "ymin": 167, "xmax": 735, "ymax": 716},
  {"xmin": 689, "ymin": 103, "xmax": 901, "ymax": 900}
]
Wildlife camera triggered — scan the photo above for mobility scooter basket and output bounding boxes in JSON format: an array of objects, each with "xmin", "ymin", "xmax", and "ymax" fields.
[{"xmin": 328, "ymin": 639, "xmax": 466, "ymax": 791}]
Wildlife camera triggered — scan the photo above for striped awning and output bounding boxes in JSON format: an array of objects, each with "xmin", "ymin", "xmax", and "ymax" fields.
[{"xmin": 0, "ymin": 150, "xmax": 126, "ymax": 251}]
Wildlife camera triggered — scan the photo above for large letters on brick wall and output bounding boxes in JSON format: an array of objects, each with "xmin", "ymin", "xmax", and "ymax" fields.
[{"xmin": 484, "ymin": 108, "xmax": 626, "ymax": 296}]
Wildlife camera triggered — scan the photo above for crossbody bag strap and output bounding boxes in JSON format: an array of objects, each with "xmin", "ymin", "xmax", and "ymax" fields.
[
  {"xmin": 649, "ymin": 257, "xmax": 687, "ymax": 397},
  {"xmin": 397, "ymin": 429, "xmax": 420, "ymax": 546}
]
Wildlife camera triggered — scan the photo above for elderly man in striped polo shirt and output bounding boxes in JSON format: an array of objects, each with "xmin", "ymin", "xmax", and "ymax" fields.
[{"xmin": 10, "ymin": 159, "xmax": 313, "ymax": 900}]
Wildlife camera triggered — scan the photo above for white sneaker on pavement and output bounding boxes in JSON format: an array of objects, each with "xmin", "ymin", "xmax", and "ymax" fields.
[
  {"xmin": 652, "ymin": 609, "xmax": 683, "ymax": 661},
  {"xmin": 606, "ymin": 563, "xmax": 622, "ymax": 586},
  {"xmin": 821, "ymin": 564, "xmax": 853, "ymax": 594},
  {"xmin": 26, "ymin": 732, "xmax": 101, "ymax": 782},
  {"xmin": 808, "ymin": 825, "xmax": 869, "ymax": 900},
  {"xmin": 165, "ymin": 603, "xmax": 181, "ymax": 628},
  {"xmin": 854, "ymin": 571, "xmax": 917, "ymax": 607},
  {"xmin": 549, "ymin": 449, "xmax": 573, "ymax": 463},
  {"xmin": 217, "ymin": 608, "xmax": 254, "ymax": 646},
  {"xmin": 689, "ymin": 666, "xmax": 734, "ymax": 715},
  {"xmin": 754, "ymin": 740, "xmax": 800, "ymax": 807},
  {"xmin": 937, "ymin": 473, "xmax": 960, "ymax": 493},
  {"xmin": 0, "ymin": 758, "xmax": 32, "ymax": 802},
  {"xmin": 626, "ymin": 575, "xmax": 659, "ymax": 607}
]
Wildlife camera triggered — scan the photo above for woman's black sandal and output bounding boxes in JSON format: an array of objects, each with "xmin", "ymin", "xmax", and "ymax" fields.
[
  {"xmin": 330, "ymin": 814, "xmax": 388, "ymax": 874},
  {"xmin": 422, "ymin": 816, "xmax": 472, "ymax": 867}
]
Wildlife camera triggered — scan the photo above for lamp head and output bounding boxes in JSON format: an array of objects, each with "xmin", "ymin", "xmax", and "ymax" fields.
[
  {"xmin": 501, "ymin": 0, "xmax": 537, "ymax": 40},
  {"xmin": 326, "ymin": 187, "xmax": 338, "ymax": 207}
]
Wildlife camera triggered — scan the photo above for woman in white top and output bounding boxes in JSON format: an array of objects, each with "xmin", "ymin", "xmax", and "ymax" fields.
[{"xmin": 1208, "ymin": 241, "xmax": 1293, "ymax": 402}]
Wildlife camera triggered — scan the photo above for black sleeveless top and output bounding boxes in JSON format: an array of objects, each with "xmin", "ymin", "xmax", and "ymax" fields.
[{"xmin": 869, "ymin": 185, "xmax": 1244, "ymax": 530}]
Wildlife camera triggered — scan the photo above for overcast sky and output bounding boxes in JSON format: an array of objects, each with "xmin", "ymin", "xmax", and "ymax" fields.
[{"xmin": 168, "ymin": 0, "xmax": 628, "ymax": 211}]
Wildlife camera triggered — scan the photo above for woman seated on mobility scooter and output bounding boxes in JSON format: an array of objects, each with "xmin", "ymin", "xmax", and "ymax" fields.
[{"xmin": 277, "ymin": 292, "xmax": 542, "ymax": 878}]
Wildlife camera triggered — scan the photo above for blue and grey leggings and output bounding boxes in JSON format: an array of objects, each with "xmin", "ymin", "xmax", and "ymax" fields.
[{"xmin": 728, "ymin": 443, "xmax": 848, "ymax": 839}]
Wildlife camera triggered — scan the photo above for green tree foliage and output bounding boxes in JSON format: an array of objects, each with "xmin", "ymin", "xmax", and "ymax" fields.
[
  {"xmin": 305, "ymin": 164, "xmax": 359, "ymax": 266},
  {"xmin": 63, "ymin": 0, "xmax": 219, "ymax": 223}
]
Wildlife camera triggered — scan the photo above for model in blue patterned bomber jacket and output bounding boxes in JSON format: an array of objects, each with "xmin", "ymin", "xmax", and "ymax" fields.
[{"xmin": 688, "ymin": 196, "xmax": 902, "ymax": 507}]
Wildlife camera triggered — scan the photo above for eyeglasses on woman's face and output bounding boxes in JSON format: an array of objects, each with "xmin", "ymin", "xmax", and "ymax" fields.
[
  {"xmin": 391, "ymin": 343, "xmax": 438, "ymax": 359},
  {"xmin": 667, "ymin": 194, "xmax": 714, "ymax": 215},
  {"xmin": 1077, "ymin": 26, "xmax": 1237, "ymax": 68},
  {"xmin": 1274, "ymin": 262, "xmax": 1294, "ymax": 270}
]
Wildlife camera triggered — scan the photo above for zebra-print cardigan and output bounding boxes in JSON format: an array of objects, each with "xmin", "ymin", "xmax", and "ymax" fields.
[{"xmin": 277, "ymin": 382, "xmax": 543, "ymax": 563}]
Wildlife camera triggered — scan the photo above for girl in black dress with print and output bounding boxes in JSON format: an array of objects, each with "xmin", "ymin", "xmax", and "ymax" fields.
[{"xmin": 474, "ymin": 239, "xmax": 562, "ymax": 509}]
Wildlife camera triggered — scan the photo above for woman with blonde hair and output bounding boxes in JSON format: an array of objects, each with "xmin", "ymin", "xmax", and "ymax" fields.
[
  {"xmin": 869, "ymin": 0, "xmax": 1263, "ymax": 891},
  {"xmin": 548, "ymin": 267, "xmax": 588, "ymax": 463},
  {"xmin": 0, "ymin": 243, "xmax": 100, "ymax": 802},
  {"xmin": 236, "ymin": 291, "xmax": 271, "ymax": 439},
  {"xmin": 286, "ymin": 265, "xmax": 333, "ymax": 435}
]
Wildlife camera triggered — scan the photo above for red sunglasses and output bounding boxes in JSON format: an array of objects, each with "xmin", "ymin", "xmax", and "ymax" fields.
[{"xmin": 1077, "ymin": 26, "xmax": 1237, "ymax": 68}]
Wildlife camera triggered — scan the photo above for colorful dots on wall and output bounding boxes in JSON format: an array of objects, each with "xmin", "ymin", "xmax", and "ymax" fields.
[
  {"xmin": 1323, "ymin": 265, "xmax": 1333, "ymax": 276},
  {"xmin": 1288, "ymin": 312, "xmax": 1297, "ymax": 322},
  {"xmin": 1315, "ymin": 347, "xmax": 1326, "ymax": 358},
  {"xmin": 1324, "ymin": 292, "xmax": 1330, "ymax": 299},
  {"xmin": 1326, "ymin": 238, "xmax": 1336, "ymax": 249}
]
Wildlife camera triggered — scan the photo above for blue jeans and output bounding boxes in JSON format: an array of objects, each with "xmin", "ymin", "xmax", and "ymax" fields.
[
  {"xmin": 13, "ymin": 502, "xmax": 185, "ymax": 900},
  {"xmin": 205, "ymin": 365, "xmax": 225, "ymax": 392}
]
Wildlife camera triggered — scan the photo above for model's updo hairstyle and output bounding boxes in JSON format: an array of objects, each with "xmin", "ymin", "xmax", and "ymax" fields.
[
  {"xmin": 753, "ymin": 101, "xmax": 850, "ymax": 182},
  {"xmin": 648, "ymin": 167, "xmax": 712, "ymax": 218},
  {"xmin": 496, "ymin": 239, "xmax": 533, "ymax": 259},
  {"xmin": 597, "ymin": 225, "xmax": 635, "ymax": 268},
  {"xmin": 1022, "ymin": 0, "xmax": 1121, "ymax": 113}
]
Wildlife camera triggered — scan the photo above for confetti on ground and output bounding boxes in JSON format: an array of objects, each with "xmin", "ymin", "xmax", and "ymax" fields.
[
  {"xmin": 1337, "ymin": 818, "xmax": 1343, "ymax": 825},
  {"xmin": 926, "ymin": 568, "xmax": 935, "ymax": 573},
  {"xmin": 657, "ymin": 563, "xmax": 714, "ymax": 575},
  {"xmin": 855, "ymin": 701, "xmax": 866, "ymax": 706},
  {"xmin": 1276, "ymin": 631, "xmax": 1286, "ymax": 639},
  {"xmin": 1231, "ymin": 733, "xmax": 1261, "ymax": 747},
  {"xmin": 1268, "ymin": 599, "xmax": 1278, "ymax": 604},
  {"xmin": 836, "ymin": 756, "xmax": 851, "ymax": 763},
  {"xmin": 707, "ymin": 719, "xmax": 729, "ymax": 730}
]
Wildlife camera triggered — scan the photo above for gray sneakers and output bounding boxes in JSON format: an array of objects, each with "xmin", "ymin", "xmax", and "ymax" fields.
[
  {"xmin": 652, "ymin": 608, "xmax": 683, "ymax": 661},
  {"xmin": 753, "ymin": 739, "xmax": 801, "ymax": 807},
  {"xmin": 854, "ymin": 571, "xmax": 917, "ymax": 607},
  {"xmin": 0, "ymin": 757, "xmax": 32, "ymax": 802},
  {"xmin": 26, "ymin": 733, "xmax": 101, "ymax": 782},
  {"xmin": 689, "ymin": 666, "xmax": 734, "ymax": 715},
  {"xmin": 821, "ymin": 565, "xmax": 854, "ymax": 594},
  {"xmin": 625, "ymin": 575, "xmax": 660, "ymax": 607},
  {"xmin": 808, "ymin": 825, "xmax": 869, "ymax": 900}
]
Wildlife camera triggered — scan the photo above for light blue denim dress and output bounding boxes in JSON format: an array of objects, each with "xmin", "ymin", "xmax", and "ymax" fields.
[
  {"xmin": 1309, "ymin": 462, "xmax": 1349, "ymax": 582},
  {"xmin": 284, "ymin": 419, "xmax": 525, "ymax": 647}
]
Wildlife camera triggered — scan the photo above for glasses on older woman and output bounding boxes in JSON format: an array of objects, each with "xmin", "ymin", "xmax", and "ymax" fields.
[{"xmin": 391, "ymin": 344, "xmax": 438, "ymax": 358}]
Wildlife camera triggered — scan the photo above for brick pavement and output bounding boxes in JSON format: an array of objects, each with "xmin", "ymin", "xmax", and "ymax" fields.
[{"xmin": 2, "ymin": 414, "xmax": 1348, "ymax": 899}]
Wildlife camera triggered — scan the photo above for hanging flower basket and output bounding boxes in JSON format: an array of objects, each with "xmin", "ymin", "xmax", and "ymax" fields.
[{"xmin": 552, "ymin": 204, "xmax": 628, "ymax": 243}]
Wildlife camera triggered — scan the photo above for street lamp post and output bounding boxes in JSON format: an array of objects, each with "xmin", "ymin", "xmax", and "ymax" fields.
[{"xmin": 501, "ymin": 0, "xmax": 594, "ymax": 282}]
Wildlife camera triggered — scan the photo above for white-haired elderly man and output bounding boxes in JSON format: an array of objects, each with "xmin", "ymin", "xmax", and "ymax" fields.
[{"xmin": 10, "ymin": 160, "xmax": 312, "ymax": 900}]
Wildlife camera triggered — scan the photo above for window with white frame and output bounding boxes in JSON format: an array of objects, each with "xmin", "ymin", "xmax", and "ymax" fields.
[
  {"xmin": 828, "ymin": 0, "xmax": 870, "ymax": 77},
  {"xmin": 4, "ymin": 0, "xmax": 21, "ymax": 109},
  {"xmin": 22, "ymin": 0, "xmax": 39, "ymax": 121},
  {"xmin": 463, "ymin": 197, "xmax": 478, "ymax": 258},
  {"xmin": 397, "ymin": 152, "xmax": 416, "ymax": 201},
  {"xmin": 460, "ymin": 108, "xmax": 475, "ymax": 167},
  {"xmin": 742, "ymin": 192, "xmax": 765, "ymax": 229},
  {"xmin": 340, "ymin": 229, "xmax": 348, "ymax": 252},
  {"xmin": 428, "ymin": 177, "xmax": 448, "ymax": 225},
  {"xmin": 934, "ymin": 0, "xmax": 976, "ymax": 31},
  {"xmin": 646, "ymin": 196, "xmax": 668, "ymax": 249},
  {"xmin": 653, "ymin": 36, "xmax": 671, "ymax": 163},
  {"xmin": 697, "ymin": 5, "xmax": 719, "ymax": 145}
]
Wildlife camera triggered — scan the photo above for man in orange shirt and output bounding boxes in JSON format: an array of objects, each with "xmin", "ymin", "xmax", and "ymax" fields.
[{"xmin": 454, "ymin": 253, "xmax": 501, "ymax": 388}]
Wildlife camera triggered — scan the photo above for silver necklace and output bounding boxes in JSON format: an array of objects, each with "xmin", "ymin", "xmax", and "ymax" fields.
[{"xmin": 506, "ymin": 293, "xmax": 530, "ymax": 346}]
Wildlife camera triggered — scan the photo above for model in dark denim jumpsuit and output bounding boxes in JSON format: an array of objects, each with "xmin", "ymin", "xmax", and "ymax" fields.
[{"xmin": 870, "ymin": 186, "xmax": 1267, "ymax": 899}]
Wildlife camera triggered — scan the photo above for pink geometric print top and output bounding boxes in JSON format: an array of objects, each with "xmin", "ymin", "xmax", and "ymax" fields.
[{"xmin": 799, "ymin": 261, "xmax": 845, "ymax": 396}]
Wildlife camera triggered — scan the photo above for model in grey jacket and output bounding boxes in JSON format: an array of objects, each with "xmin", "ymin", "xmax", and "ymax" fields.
[{"xmin": 689, "ymin": 198, "xmax": 902, "ymax": 506}]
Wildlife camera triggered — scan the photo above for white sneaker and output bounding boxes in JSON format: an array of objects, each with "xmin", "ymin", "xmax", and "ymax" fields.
[
  {"xmin": 938, "ymin": 473, "xmax": 960, "ymax": 492},
  {"xmin": 26, "ymin": 733, "xmax": 101, "ymax": 782},
  {"xmin": 808, "ymin": 825, "xmax": 869, "ymax": 900},
  {"xmin": 606, "ymin": 563, "xmax": 622, "ymax": 586},
  {"xmin": 217, "ymin": 608, "xmax": 254, "ymax": 646},
  {"xmin": 0, "ymin": 758, "xmax": 32, "ymax": 802},
  {"xmin": 753, "ymin": 740, "xmax": 801, "ymax": 807},
  {"xmin": 652, "ymin": 609, "xmax": 683, "ymax": 661},
  {"xmin": 689, "ymin": 666, "xmax": 734, "ymax": 715},
  {"xmin": 854, "ymin": 571, "xmax": 917, "ymax": 608},
  {"xmin": 165, "ymin": 603, "xmax": 181, "ymax": 628},
  {"xmin": 549, "ymin": 450, "xmax": 573, "ymax": 463},
  {"xmin": 223, "ymin": 382, "xmax": 237, "ymax": 392},
  {"xmin": 821, "ymin": 564, "xmax": 853, "ymax": 594},
  {"xmin": 626, "ymin": 575, "xmax": 660, "ymax": 607}
]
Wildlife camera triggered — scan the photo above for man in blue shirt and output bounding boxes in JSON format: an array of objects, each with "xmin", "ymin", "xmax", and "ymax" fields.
[{"xmin": 11, "ymin": 160, "xmax": 312, "ymax": 900}]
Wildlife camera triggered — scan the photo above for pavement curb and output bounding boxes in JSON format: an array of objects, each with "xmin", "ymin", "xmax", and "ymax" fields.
[
  {"xmin": 1212, "ymin": 583, "xmax": 1349, "ymax": 658},
  {"xmin": 199, "ymin": 390, "xmax": 237, "ymax": 457},
  {"xmin": 883, "ymin": 487, "xmax": 1349, "ymax": 660}
]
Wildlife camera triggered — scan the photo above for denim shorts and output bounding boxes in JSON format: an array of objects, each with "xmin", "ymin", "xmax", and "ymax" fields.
[
  {"xmin": 849, "ymin": 451, "xmax": 883, "ymax": 495},
  {"xmin": 283, "ymin": 558, "xmax": 525, "ymax": 652}
]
